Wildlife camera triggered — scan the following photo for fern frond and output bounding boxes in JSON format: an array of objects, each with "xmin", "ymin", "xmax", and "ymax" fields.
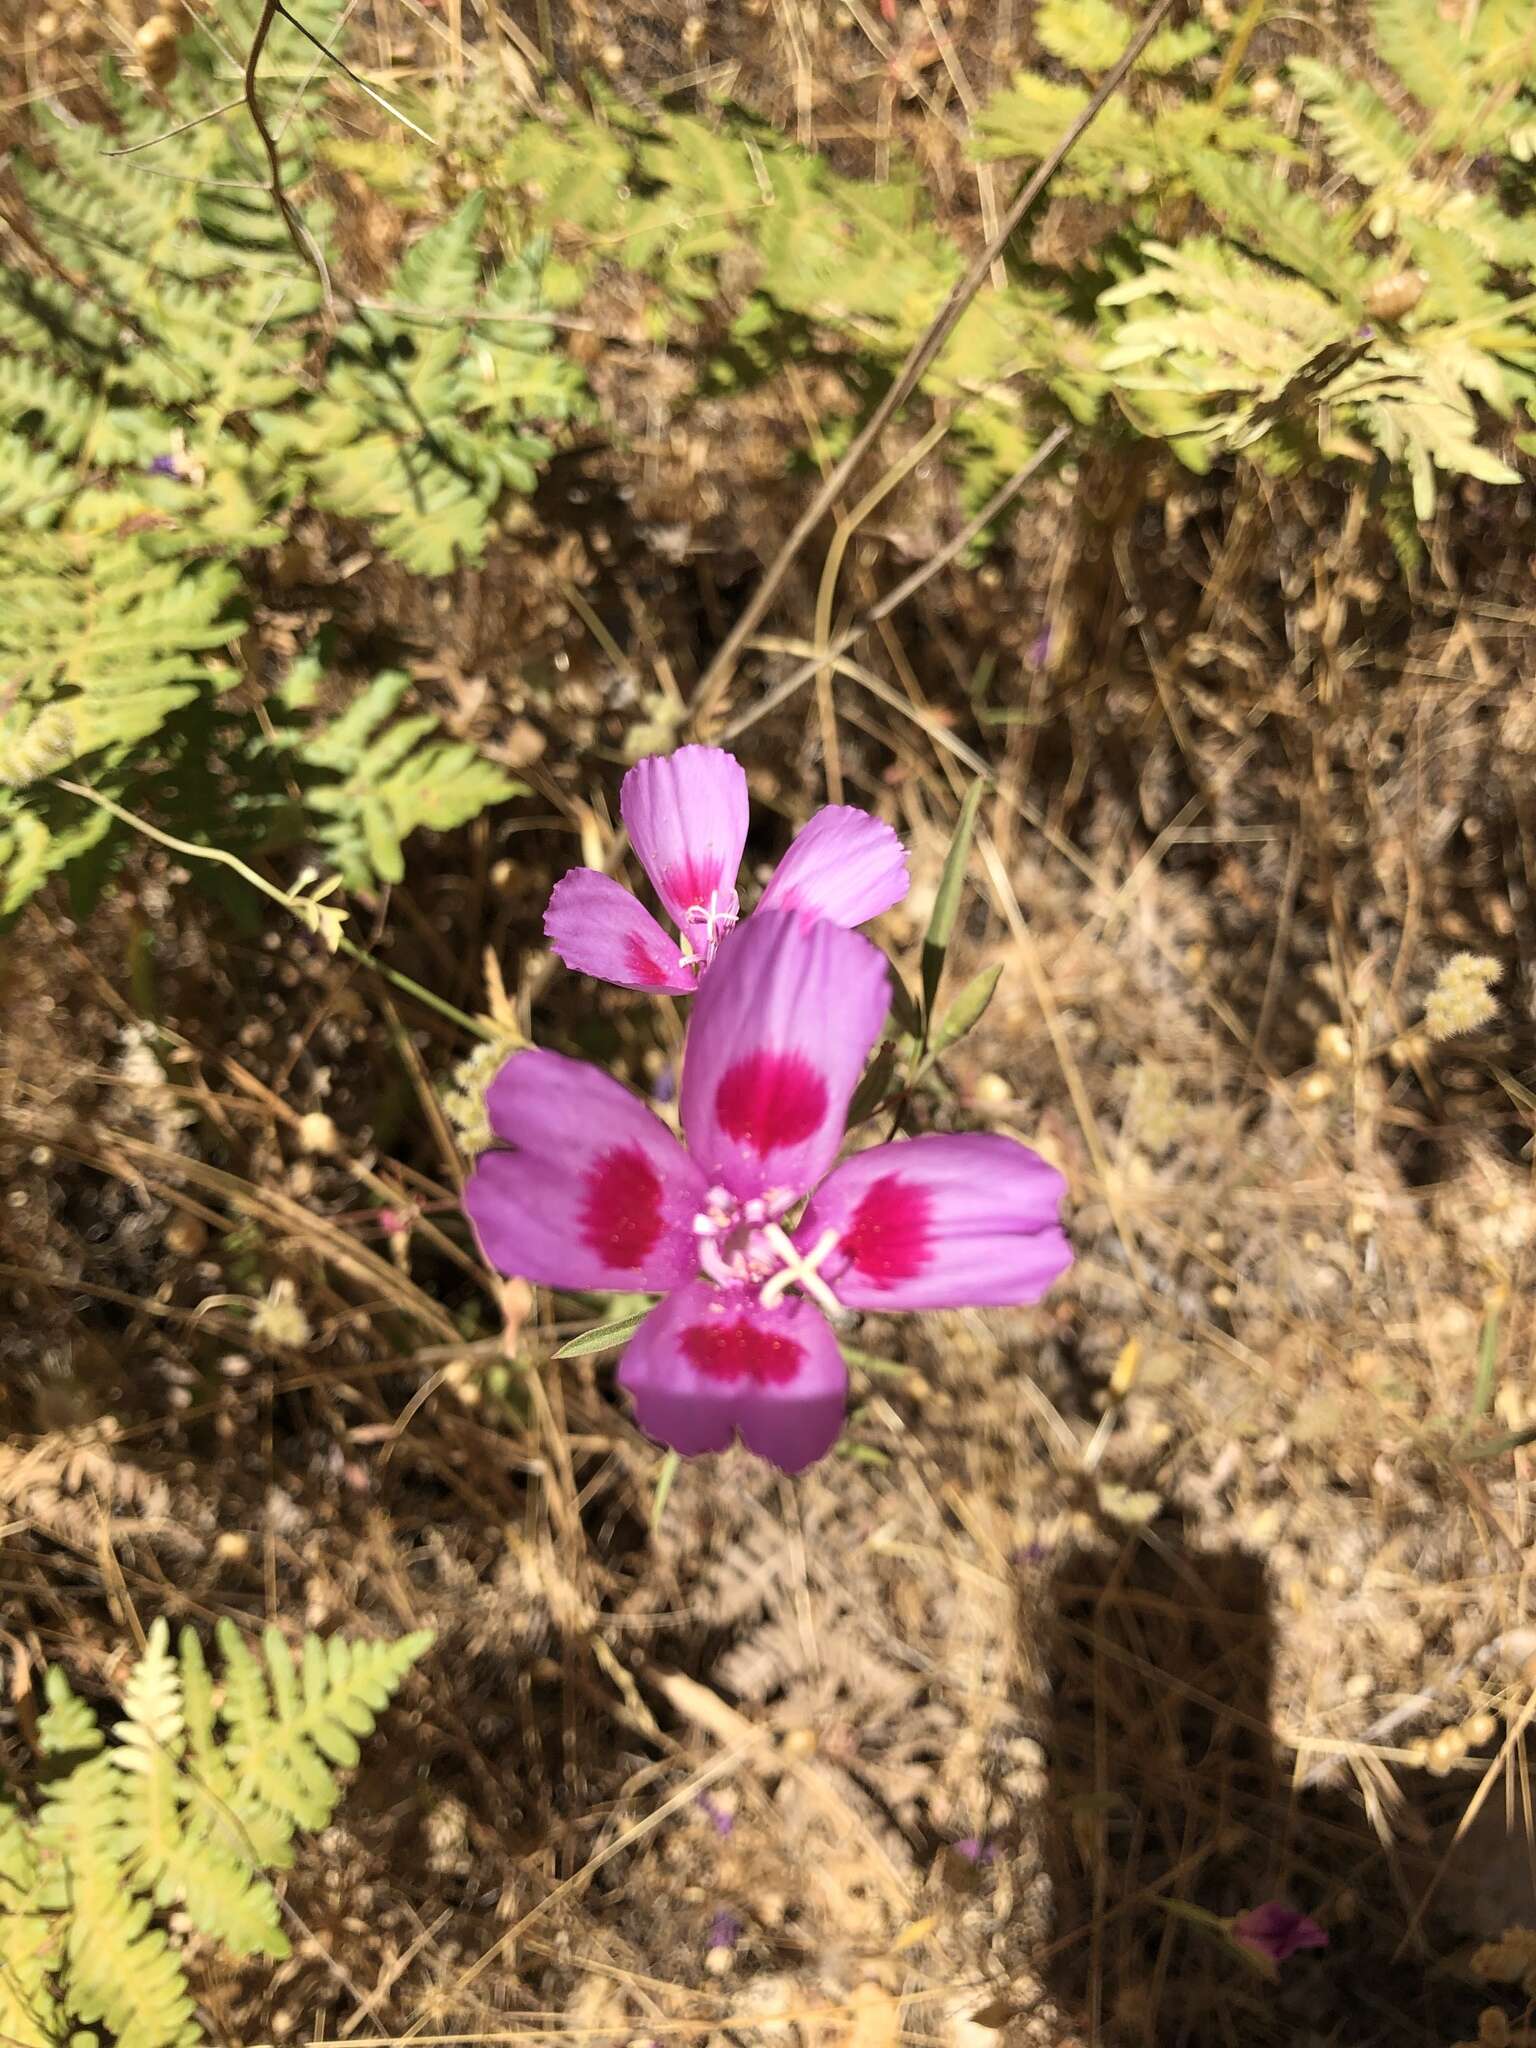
[
  {"xmin": 38, "ymin": 1663, "xmax": 104, "ymax": 1756},
  {"xmin": 1288, "ymin": 57, "xmax": 1419, "ymax": 189},
  {"xmin": 1035, "ymin": 0, "xmax": 1213, "ymax": 75},
  {"xmin": 218, "ymin": 1619, "xmax": 434, "ymax": 1836},
  {"xmin": 1185, "ymin": 153, "xmax": 1372, "ymax": 307},
  {"xmin": 38, "ymin": 1754, "xmax": 201, "ymax": 2048},
  {"xmin": 1373, "ymin": 0, "xmax": 1515, "ymax": 152},
  {"xmin": 0, "ymin": 1801, "xmax": 62, "ymax": 2048}
]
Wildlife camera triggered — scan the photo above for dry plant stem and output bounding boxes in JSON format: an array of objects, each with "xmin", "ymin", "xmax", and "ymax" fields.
[
  {"xmin": 687, "ymin": 0, "xmax": 1178, "ymax": 728},
  {"xmin": 812, "ymin": 415, "xmax": 950, "ymax": 803},
  {"xmin": 243, "ymin": 0, "xmax": 334, "ymax": 315},
  {"xmin": 719, "ymin": 425, "xmax": 1069, "ymax": 744}
]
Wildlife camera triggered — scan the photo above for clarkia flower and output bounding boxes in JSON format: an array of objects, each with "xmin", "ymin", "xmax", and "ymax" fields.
[
  {"xmin": 1229, "ymin": 1902, "xmax": 1328, "ymax": 1966},
  {"xmin": 543, "ymin": 745, "xmax": 909, "ymax": 993},
  {"xmin": 465, "ymin": 912, "xmax": 1072, "ymax": 1472}
]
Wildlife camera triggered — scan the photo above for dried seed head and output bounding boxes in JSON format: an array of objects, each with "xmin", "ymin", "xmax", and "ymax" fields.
[
  {"xmin": 1365, "ymin": 269, "xmax": 1427, "ymax": 322},
  {"xmin": 136, "ymin": 12, "xmax": 180, "ymax": 83},
  {"xmin": 1424, "ymin": 953, "xmax": 1501, "ymax": 1041},
  {"xmin": 165, "ymin": 1214, "xmax": 208, "ymax": 1259},
  {"xmin": 251, "ymin": 1277, "xmax": 312, "ymax": 1351},
  {"xmin": 1316, "ymin": 1022, "xmax": 1353, "ymax": 1068}
]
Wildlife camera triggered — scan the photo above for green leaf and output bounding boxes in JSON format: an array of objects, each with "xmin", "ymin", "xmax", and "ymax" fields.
[
  {"xmin": 929, "ymin": 961, "xmax": 1004, "ymax": 1060},
  {"xmin": 921, "ymin": 779, "xmax": 987, "ymax": 1026},
  {"xmin": 650, "ymin": 1449, "xmax": 681, "ymax": 1530},
  {"xmin": 1036, "ymin": 0, "xmax": 1213, "ymax": 76},
  {"xmin": 554, "ymin": 1310, "xmax": 652, "ymax": 1359}
]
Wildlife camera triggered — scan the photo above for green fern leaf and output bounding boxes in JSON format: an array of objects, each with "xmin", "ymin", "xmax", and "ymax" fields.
[
  {"xmin": 218, "ymin": 1620, "xmax": 432, "ymax": 1837},
  {"xmin": 38, "ymin": 1755, "xmax": 201, "ymax": 2048},
  {"xmin": 1185, "ymin": 153, "xmax": 1372, "ymax": 307},
  {"xmin": 0, "ymin": 1800, "xmax": 62, "ymax": 2048},
  {"xmin": 1288, "ymin": 57, "xmax": 1419, "ymax": 188},
  {"xmin": 1035, "ymin": 0, "xmax": 1213, "ymax": 75},
  {"xmin": 38, "ymin": 1665, "xmax": 104, "ymax": 1757},
  {"xmin": 1373, "ymin": 0, "xmax": 1513, "ymax": 152},
  {"xmin": 275, "ymin": 664, "xmax": 522, "ymax": 889}
]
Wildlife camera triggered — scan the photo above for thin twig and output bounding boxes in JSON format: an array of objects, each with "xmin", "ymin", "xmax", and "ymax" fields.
[
  {"xmin": 273, "ymin": 0, "xmax": 440, "ymax": 144},
  {"xmin": 99, "ymin": 94, "xmax": 248, "ymax": 156},
  {"xmin": 242, "ymin": 0, "xmax": 335, "ymax": 315},
  {"xmin": 717, "ymin": 425, "xmax": 1069, "ymax": 743},
  {"xmin": 686, "ymin": 0, "xmax": 1179, "ymax": 729}
]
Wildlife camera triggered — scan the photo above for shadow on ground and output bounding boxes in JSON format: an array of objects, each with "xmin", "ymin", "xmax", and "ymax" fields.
[{"xmin": 1035, "ymin": 1525, "xmax": 1525, "ymax": 2047}]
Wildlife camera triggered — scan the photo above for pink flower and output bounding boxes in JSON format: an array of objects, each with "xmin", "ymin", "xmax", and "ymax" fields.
[
  {"xmin": 1229, "ymin": 1903, "xmax": 1328, "ymax": 1966},
  {"xmin": 543, "ymin": 745, "xmax": 909, "ymax": 993},
  {"xmin": 464, "ymin": 912, "xmax": 1072, "ymax": 1472}
]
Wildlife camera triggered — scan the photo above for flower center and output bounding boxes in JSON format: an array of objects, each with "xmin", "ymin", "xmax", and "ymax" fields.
[
  {"xmin": 690, "ymin": 1185, "xmax": 844, "ymax": 1315},
  {"xmin": 677, "ymin": 889, "xmax": 738, "ymax": 975}
]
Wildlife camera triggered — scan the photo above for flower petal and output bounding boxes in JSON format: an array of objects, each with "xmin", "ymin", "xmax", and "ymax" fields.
[
  {"xmin": 757, "ymin": 805, "xmax": 909, "ymax": 926},
  {"xmin": 797, "ymin": 1132, "xmax": 1072, "ymax": 1309},
  {"xmin": 544, "ymin": 868, "xmax": 695, "ymax": 992},
  {"xmin": 464, "ymin": 1050, "xmax": 707, "ymax": 1291},
  {"xmin": 620, "ymin": 746, "xmax": 749, "ymax": 932},
  {"xmin": 617, "ymin": 1280, "xmax": 847, "ymax": 1472},
  {"xmin": 681, "ymin": 910, "xmax": 890, "ymax": 1201}
]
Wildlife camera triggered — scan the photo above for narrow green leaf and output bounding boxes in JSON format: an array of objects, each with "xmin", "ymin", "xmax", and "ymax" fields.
[
  {"xmin": 554, "ymin": 1309, "xmax": 651, "ymax": 1359},
  {"xmin": 1471, "ymin": 1290, "xmax": 1505, "ymax": 1422},
  {"xmin": 929, "ymin": 961, "xmax": 1003, "ymax": 1061},
  {"xmin": 921, "ymin": 778, "xmax": 987, "ymax": 1026},
  {"xmin": 839, "ymin": 1344, "xmax": 907, "ymax": 1379},
  {"xmin": 650, "ymin": 1449, "xmax": 681, "ymax": 1530}
]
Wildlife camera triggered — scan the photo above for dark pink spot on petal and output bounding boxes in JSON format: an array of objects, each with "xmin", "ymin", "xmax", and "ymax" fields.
[
  {"xmin": 579, "ymin": 1145, "xmax": 665, "ymax": 1267},
  {"xmin": 664, "ymin": 858, "xmax": 725, "ymax": 911},
  {"xmin": 838, "ymin": 1173, "xmax": 932, "ymax": 1287},
  {"xmin": 682, "ymin": 1317, "xmax": 804, "ymax": 1386},
  {"xmin": 625, "ymin": 933, "xmax": 676, "ymax": 985},
  {"xmin": 715, "ymin": 1050, "xmax": 829, "ymax": 1154}
]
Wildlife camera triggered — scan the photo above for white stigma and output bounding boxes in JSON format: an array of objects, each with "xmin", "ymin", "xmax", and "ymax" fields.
[
  {"xmin": 758, "ymin": 1224, "xmax": 842, "ymax": 1316},
  {"xmin": 678, "ymin": 887, "xmax": 738, "ymax": 974}
]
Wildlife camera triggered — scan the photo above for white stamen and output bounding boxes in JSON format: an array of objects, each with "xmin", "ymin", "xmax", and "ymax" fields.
[{"xmin": 758, "ymin": 1224, "xmax": 842, "ymax": 1316}]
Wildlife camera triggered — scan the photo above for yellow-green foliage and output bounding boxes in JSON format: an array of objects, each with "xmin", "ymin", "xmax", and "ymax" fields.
[
  {"xmin": 0, "ymin": 56, "xmax": 578, "ymax": 917},
  {"xmin": 0, "ymin": 1618, "xmax": 432, "ymax": 2048},
  {"xmin": 275, "ymin": 652, "xmax": 526, "ymax": 890},
  {"xmin": 7, "ymin": 0, "xmax": 1536, "ymax": 921}
]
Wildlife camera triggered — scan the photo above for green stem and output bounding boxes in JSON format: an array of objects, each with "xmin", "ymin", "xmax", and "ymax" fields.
[
  {"xmin": 334, "ymin": 931, "xmax": 491, "ymax": 1040},
  {"xmin": 56, "ymin": 777, "xmax": 489, "ymax": 1041}
]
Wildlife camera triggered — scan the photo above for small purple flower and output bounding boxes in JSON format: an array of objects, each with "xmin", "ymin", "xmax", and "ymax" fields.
[
  {"xmin": 148, "ymin": 452, "xmax": 186, "ymax": 480},
  {"xmin": 651, "ymin": 1068, "xmax": 678, "ymax": 1107},
  {"xmin": 464, "ymin": 913, "xmax": 1072, "ymax": 1472},
  {"xmin": 1027, "ymin": 625, "xmax": 1052, "ymax": 668},
  {"xmin": 954, "ymin": 1836, "xmax": 998, "ymax": 1865},
  {"xmin": 709, "ymin": 1911, "xmax": 742, "ymax": 1951},
  {"xmin": 1229, "ymin": 1902, "xmax": 1328, "ymax": 1966},
  {"xmin": 544, "ymin": 746, "xmax": 909, "ymax": 993},
  {"xmin": 697, "ymin": 1793, "xmax": 734, "ymax": 1836}
]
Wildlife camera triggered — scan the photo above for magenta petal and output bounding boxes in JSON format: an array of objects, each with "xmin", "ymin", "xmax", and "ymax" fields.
[
  {"xmin": 757, "ymin": 806, "xmax": 909, "ymax": 927},
  {"xmin": 681, "ymin": 911, "xmax": 891, "ymax": 1201},
  {"xmin": 1230, "ymin": 1903, "xmax": 1328, "ymax": 1964},
  {"xmin": 544, "ymin": 868, "xmax": 695, "ymax": 992},
  {"xmin": 464, "ymin": 1050, "xmax": 707, "ymax": 1292},
  {"xmin": 617, "ymin": 1281, "xmax": 847, "ymax": 1473},
  {"xmin": 797, "ymin": 1132, "xmax": 1071, "ymax": 1310},
  {"xmin": 620, "ymin": 746, "xmax": 749, "ymax": 933}
]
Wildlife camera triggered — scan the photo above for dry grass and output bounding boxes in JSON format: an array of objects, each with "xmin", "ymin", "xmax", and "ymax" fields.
[{"xmin": 5, "ymin": 3, "xmax": 1536, "ymax": 2045}]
